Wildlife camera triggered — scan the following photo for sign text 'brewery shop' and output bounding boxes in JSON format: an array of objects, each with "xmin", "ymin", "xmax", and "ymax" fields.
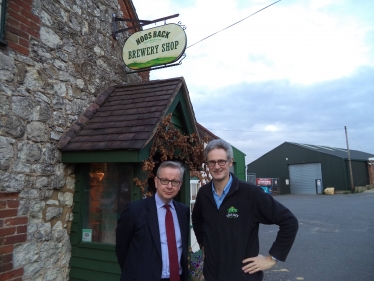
[{"xmin": 122, "ymin": 23, "xmax": 187, "ymax": 70}]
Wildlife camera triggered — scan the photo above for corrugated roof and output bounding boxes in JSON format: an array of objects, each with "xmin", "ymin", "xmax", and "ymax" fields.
[
  {"xmin": 288, "ymin": 142, "xmax": 374, "ymax": 161},
  {"xmin": 58, "ymin": 77, "xmax": 197, "ymax": 151}
]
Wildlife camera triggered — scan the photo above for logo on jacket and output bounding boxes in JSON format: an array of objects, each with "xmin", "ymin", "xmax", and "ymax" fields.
[{"xmin": 226, "ymin": 206, "xmax": 239, "ymax": 218}]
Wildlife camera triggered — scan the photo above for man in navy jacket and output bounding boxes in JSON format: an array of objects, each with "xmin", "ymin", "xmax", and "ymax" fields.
[
  {"xmin": 116, "ymin": 161, "xmax": 190, "ymax": 281},
  {"xmin": 192, "ymin": 139, "xmax": 298, "ymax": 281}
]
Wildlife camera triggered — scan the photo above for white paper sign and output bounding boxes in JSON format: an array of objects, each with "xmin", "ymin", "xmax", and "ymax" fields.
[{"xmin": 82, "ymin": 229, "xmax": 92, "ymax": 242}]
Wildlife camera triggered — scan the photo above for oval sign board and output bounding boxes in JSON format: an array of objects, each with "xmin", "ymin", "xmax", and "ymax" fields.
[{"xmin": 122, "ymin": 23, "xmax": 187, "ymax": 70}]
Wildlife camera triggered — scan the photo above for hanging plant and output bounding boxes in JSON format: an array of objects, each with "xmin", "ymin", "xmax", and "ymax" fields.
[{"xmin": 133, "ymin": 113, "xmax": 211, "ymax": 197}]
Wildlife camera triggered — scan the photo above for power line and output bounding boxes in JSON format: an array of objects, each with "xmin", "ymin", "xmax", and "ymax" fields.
[
  {"xmin": 187, "ymin": 0, "xmax": 282, "ymax": 49},
  {"xmin": 347, "ymin": 129, "xmax": 364, "ymax": 152}
]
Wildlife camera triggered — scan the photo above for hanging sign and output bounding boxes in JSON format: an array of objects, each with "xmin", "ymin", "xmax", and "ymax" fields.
[{"xmin": 122, "ymin": 23, "xmax": 187, "ymax": 70}]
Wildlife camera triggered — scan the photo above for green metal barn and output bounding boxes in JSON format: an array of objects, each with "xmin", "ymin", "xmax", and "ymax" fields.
[{"xmin": 247, "ymin": 142, "xmax": 374, "ymax": 194}]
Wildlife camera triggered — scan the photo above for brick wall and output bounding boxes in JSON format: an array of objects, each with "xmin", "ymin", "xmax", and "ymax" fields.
[
  {"xmin": 369, "ymin": 163, "xmax": 374, "ymax": 185},
  {"xmin": 0, "ymin": 193, "xmax": 27, "ymax": 281},
  {"xmin": 4, "ymin": 0, "xmax": 41, "ymax": 56}
]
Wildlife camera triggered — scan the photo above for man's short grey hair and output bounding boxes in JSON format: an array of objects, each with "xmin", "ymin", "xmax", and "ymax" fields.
[
  {"xmin": 204, "ymin": 139, "xmax": 233, "ymax": 160},
  {"xmin": 157, "ymin": 161, "xmax": 185, "ymax": 179}
]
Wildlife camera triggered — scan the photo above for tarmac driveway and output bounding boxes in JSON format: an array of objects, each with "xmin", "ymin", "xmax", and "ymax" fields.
[{"xmin": 260, "ymin": 190, "xmax": 374, "ymax": 281}]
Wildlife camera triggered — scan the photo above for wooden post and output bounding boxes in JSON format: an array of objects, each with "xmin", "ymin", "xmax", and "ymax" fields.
[{"xmin": 345, "ymin": 126, "xmax": 354, "ymax": 193}]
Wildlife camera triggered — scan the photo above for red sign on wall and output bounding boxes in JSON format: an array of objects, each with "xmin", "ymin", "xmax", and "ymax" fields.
[{"xmin": 256, "ymin": 178, "xmax": 272, "ymax": 186}]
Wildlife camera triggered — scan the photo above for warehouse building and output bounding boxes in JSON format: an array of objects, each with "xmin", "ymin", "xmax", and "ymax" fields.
[{"xmin": 247, "ymin": 142, "xmax": 374, "ymax": 194}]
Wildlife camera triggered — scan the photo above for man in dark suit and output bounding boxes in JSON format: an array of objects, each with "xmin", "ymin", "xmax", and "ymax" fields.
[{"xmin": 116, "ymin": 161, "xmax": 190, "ymax": 281}]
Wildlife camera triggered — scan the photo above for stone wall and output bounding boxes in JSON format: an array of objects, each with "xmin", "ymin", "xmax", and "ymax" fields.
[{"xmin": 0, "ymin": 0, "xmax": 148, "ymax": 280}]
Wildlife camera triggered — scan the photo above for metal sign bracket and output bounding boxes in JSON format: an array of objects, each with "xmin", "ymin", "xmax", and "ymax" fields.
[{"xmin": 112, "ymin": 13, "xmax": 179, "ymax": 40}]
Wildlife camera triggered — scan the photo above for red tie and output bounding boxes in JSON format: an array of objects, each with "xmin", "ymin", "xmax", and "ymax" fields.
[{"xmin": 164, "ymin": 204, "xmax": 180, "ymax": 281}]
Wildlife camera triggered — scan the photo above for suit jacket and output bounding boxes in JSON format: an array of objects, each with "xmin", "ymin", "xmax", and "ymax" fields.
[{"xmin": 116, "ymin": 195, "xmax": 190, "ymax": 281}]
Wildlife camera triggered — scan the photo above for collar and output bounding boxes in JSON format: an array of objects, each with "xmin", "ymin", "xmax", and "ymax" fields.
[
  {"xmin": 155, "ymin": 192, "xmax": 175, "ymax": 210},
  {"xmin": 212, "ymin": 173, "xmax": 233, "ymax": 196}
]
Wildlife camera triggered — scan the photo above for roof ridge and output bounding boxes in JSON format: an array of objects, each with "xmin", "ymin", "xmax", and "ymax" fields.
[
  {"xmin": 57, "ymin": 86, "xmax": 116, "ymax": 150},
  {"xmin": 288, "ymin": 142, "xmax": 374, "ymax": 159}
]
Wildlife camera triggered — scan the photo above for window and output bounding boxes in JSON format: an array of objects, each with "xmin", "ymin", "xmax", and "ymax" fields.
[
  {"xmin": 0, "ymin": 0, "xmax": 7, "ymax": 45},
  {"xmin": 190, "ymin": 180, "xmax": 201, "ymax": 201},
  {"xmin": 82, "ymin": 163, "xmax": 134, "ymax": 244},
  {"xmin": 190, "ymin": 180, "xmax": 201, "ymax": 212}
]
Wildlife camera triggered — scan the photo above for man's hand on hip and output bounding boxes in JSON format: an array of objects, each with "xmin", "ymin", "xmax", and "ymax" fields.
[{"xmin": 242, "ymin": 254, "xmax": 277, "ymax": 274}]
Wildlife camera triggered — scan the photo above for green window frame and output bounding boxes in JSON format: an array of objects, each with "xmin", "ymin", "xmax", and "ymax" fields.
[
  {"xmin": 0, "ymin": 0, "xmax": 8, "ymax": 45},
  {"xmin": 70, "ymin": 163, "xmax": 141, "ymax": 281}
]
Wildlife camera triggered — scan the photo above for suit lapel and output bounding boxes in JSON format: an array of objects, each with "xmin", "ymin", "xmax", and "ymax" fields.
[{"xmin": 147, "ymin": 196, "xmax": 162, "ymax": 258}]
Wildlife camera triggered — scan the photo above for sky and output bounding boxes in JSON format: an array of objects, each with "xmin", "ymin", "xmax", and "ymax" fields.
[{"xmin": 132, "ymin": 0, "xmax": 374, "ymax": 165}]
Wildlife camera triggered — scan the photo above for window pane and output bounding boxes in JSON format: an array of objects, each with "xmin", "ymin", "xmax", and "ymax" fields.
[{"xmin": 83, "ymin": 163, "xmax": 133, "ymax": 244}]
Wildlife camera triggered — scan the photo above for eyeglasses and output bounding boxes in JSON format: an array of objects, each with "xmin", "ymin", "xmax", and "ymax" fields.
[
  {"xmin": 206, "ymin": 160, "xmax": 228, "ymax": 168},
  {"xmin": 157, "ymin": 177, "xmax": 182, "ymax": 187}
]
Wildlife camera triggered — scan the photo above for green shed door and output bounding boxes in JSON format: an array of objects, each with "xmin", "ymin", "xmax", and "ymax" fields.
[{"xmin": 70, "ymin": 163, "xmax": 136, "ymax": 281}]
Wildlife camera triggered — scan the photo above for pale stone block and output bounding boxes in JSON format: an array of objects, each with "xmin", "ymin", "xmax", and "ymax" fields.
[
  {"xmin": 0, "ymin": 136, "xmax": 14, "ymax": 170},
  {"xmin": 46, "ymin": 199, "xmax": 59, "ymax": 205},
  {"xmin": 28, "ymin": 222, "xmax": 52, "ymax": 241},
  {"xmin": 27, "ymin": 121, "xmax": 48, "ymax": 142},
  {"xmin": 40, "ymin": 27, "xmax": 62, "ymax": 48},
  {"xmin": 23, "ymin": 67, "xmax": 42, "ymax": 92},
  {"xmin": 23, "ymin": 261, "xmax": 43, "ymax": 278},
  {"xmin": 0, "ymin": 171, "xmax": 26, "ymax": 192},
  {"xmin": 53, "ymin": 221, "xmax": 63, "ymax": 230},
  {"xmin": 44, "ymin": 268, "xmax": 63, "ymax": 281},
  {"xmin": 13, "ymin": 242, "xmax": 39, "ymax": 267},
  {"xmin": 324, "ymin": 187, "xmax": 335, "ymax": 195},
  {"xmin": 64, "ymin": 192, "xmax": 74, "ymax": 207},
  {"xmin": 12, "ymin": 96, "xmax": 35, "ymax": 120},
  {"xmin": 36, "ymin": 177, "xmax": 49, "ymax": 188},
  {"xmin": 0, "ymin": 115, "xmax": 25, "ymax": 138},
  {"xmin": 51, "ymin": 131, "xmax": 62, "ymax": 140},
  {"xmin": 65, "ymin": 175, "xmax": 75, "ymax": 190},
  {"xmin": 46, "ymin": 206, "xmax": 63, "ymax": 220}
]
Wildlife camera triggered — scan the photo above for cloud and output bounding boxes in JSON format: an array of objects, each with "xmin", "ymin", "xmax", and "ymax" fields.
[
  {"xmin": 141, "ymin": 0, "xmax": 374, "ymax": 88},
  {"xmin": 192, "ymin": 66, "xmax": 374, "ymax": 163},
  {"xmin": 133, "ymin": 0, "xmax": 374, "ymax": 164}
]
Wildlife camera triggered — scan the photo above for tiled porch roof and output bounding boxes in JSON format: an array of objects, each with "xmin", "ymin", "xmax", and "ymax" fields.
[{"xmin": 58, "ymin": 77, "xmax": 195, "ymax": 151}]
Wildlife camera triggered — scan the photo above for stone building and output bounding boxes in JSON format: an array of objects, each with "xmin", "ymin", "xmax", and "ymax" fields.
[{"xmin": 0, "ymin": 0, "xmax": 148, "ymax": 280}]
